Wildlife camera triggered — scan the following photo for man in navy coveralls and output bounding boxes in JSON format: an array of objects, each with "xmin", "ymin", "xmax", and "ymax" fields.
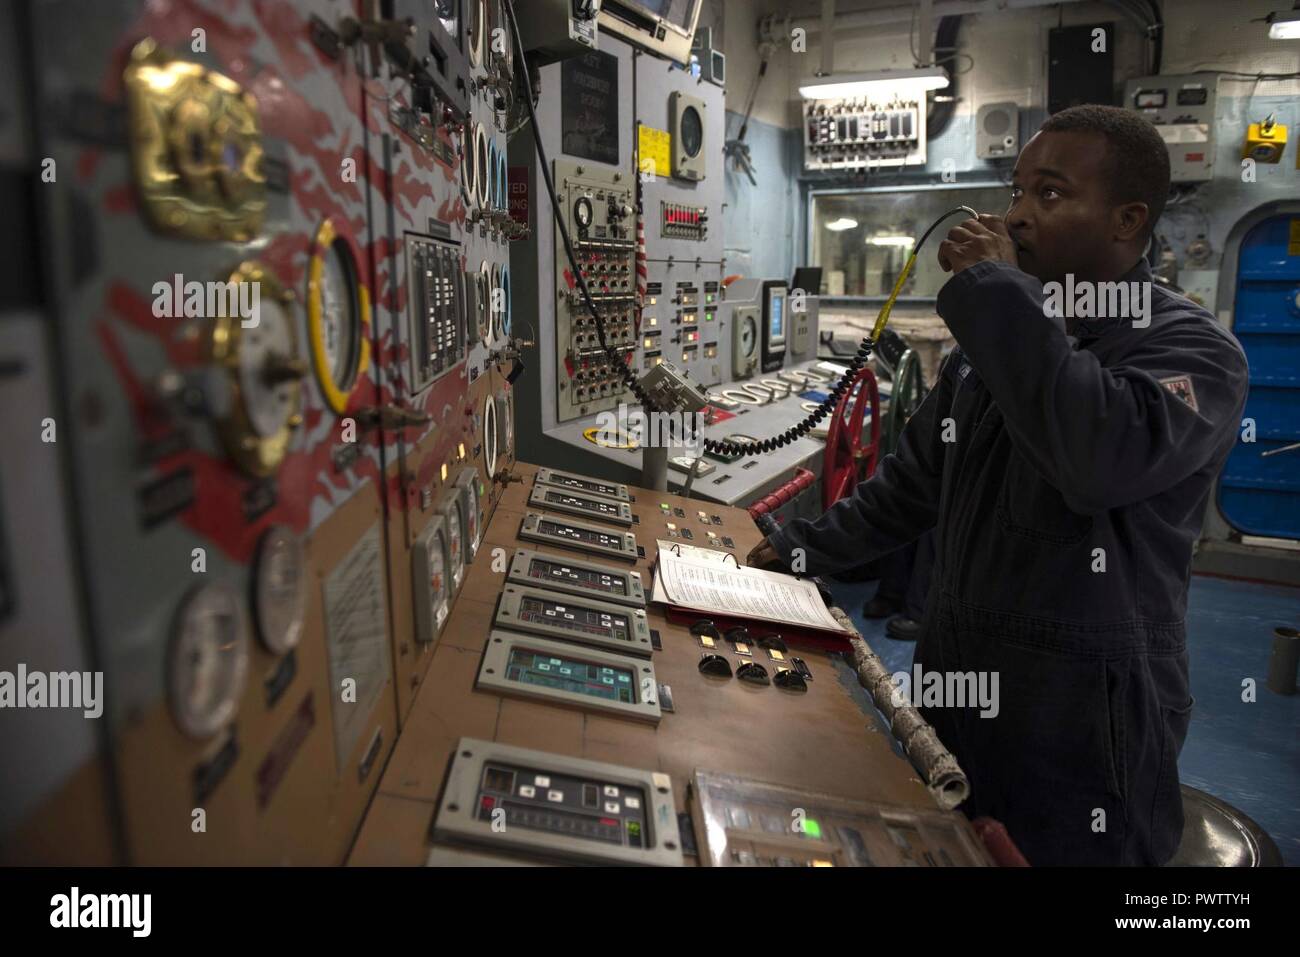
[{"xmin": 749, "ymin": 105, "xmax": 1249, "ymax": 865}]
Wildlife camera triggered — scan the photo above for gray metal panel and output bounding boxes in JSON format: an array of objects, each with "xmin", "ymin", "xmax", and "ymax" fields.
[
  {"xmin": 433, "ymin": 736, "xmax": 682, "ymax": 865},
  {"xmin": 475, "ymin": 631, "xmax": 662, "ymax": 723},
  {"xmin": 506, "ymin": 546, "xmax": 646, "ymax": 607},
  {"xmin": 534, "ymin": 467, "xmax": 631, "ymax": 501},
  {"xmin": 494, "ymin": 583, "xmax": 652, "ymax": 656},
  {"xmin": 634, "ymin": 54, "xmax": 725, "ymax": 264},
  {"xmin": 527, "ymin": 484, "xmax": 634, "ymax": 525},
  {"xmin": 518, "ymin": 511, "xmax": 639, "ymax": 562}
]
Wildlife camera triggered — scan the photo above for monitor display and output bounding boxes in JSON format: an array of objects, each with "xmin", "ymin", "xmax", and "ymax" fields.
[{"xmin": 505, "ymin": 647, "xmax": 636, "ymax": 703}]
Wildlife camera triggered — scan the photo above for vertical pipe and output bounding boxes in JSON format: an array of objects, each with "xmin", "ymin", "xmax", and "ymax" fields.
[{"xmin": 818, "ymin": 0, "xmax": 836, "ymax": 76}]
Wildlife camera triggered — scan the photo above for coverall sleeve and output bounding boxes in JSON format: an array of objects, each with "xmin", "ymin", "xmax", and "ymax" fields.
[
  {"xmin": 766, "ymin": 352, "xmax": 956, "ymax": 577},
  {"xmin": 936, "ymin": 260, "xmax": 1249, "ymax": 515}
]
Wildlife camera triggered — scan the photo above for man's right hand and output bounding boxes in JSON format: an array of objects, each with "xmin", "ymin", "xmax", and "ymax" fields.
[{"xmin": 746, "ymin": 539, "xmax": 784, "ymax": 570}]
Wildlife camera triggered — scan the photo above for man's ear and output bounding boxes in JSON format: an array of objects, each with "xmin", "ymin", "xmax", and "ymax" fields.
[{"xmin": 1114, "ymin": 201, "xmax": 1150, "ymax": 244}]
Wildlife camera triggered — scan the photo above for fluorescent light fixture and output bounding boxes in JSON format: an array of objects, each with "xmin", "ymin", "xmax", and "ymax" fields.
[
  {"xmin": 866, "ymin": 235, "xmax": 915, "ymax": 247},
  {"xmin": 825, "ymin": 218, "xmax": 859, "ymax": 231},
  {"xmin": 799, "ymin": 67, "xmax": 949, "ymax": 100},
  {"xmin": 1266, "ymin": 11, "xmax": 1300, "ymax": 38}
]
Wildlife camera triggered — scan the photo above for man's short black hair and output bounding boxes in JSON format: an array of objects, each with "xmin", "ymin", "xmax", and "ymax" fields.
[{"xmin": 1039, "ymin": 104, "xmax": 1171, "ymax": 242}]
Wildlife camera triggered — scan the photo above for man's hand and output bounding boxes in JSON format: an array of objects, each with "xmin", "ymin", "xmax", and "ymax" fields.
[
  {"xmin": 746, "ymin": 539, "xmax": 785, "ymax": 570},
  {"xmin": 937, "ymin": 214, "xmax": 1019, "ymax": 275}
]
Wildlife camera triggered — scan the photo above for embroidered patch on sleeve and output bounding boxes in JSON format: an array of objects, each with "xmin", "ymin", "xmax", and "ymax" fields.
[{"xmin": 1160, "ymin": 374, "xmax": 1199, "ymax": 412}]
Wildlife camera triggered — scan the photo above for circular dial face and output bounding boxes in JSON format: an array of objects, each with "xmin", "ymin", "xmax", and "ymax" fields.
[
  {"xmin": 430, "ymin": 527, "xmax": 449, "ymax": 626},
  {"xmin": 573, "ymin": 196, "xmax": 593, "ymax": 229},
  {"xmin": 680, "ymin": 106, "xmax": 703, "ymax": 158},
  {"xmin": 468, "ymin": 0, "xmax": 485, "ymax": 66},
  {"xmin": 500, "ymin": 265, "xmax": 512, "ymax": 335},
  {"xmin": 460, "ymin": 122, "xmax": 477, "ymax": 201},
  {"xmin": 502, "ymin": 392, "xmax": 513, "ymax": 451},
  {"xmin": 485, "ymin": 140, "xmax": 497, "ymax": 211},
  {"xmin": 739, "ymin": 314, "xmax": 757, "ymax": 357},
  {"xmin": 168, "ymin": 582, "xmax": 250, "ymax": 739},
  {"xmin": 497, "ymin": 150, "xmax": 508, "ymax": 210},
  {"xmin": 490, "ymin": 263, "xmax": 503, "ymax": 340},
  {"xmin": 477, "ymin": 261, "xmax": 491, "ymax": 345},
  {"xmin": 483, "ymin": 393, "xmax": 498, "ymax": 475},
  {"xmin": 319, "ymin": 240, "xmax": 359, "ymax": 388},
  {"xmin": 253, "ymin": 525, "xmax": 306, "ymax": 655},
  {"xmin": 447, "ymin": 506, "xmax": 465, "ymax": 579},
  {"xmin": 475, "ymin": 125, "xmax": 490, "ymax": 208},
  {"xmin": 464, "ymin": 480, "xmax": 480, "ymax": 549},
  {"xmin": 238, "ymin": 297, "xmax": 298, "ymax": 438}
]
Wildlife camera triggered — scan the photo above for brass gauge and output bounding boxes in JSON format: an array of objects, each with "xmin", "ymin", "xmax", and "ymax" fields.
[
  {"xmin": 123, "ymin": 38, "xmax": 266, "ymax": 241},
  {"xmin": 168, "ymin": 581, "xmax": 250, "ymax": 739},
  {"xmin": 307, "ymin": 218, "xmax": 371, "ymax": 414},
  {"xmin": 207, "ymin": 261, "xmax": 303, "ymax": 476},
  {"xmin": 252, "ymin": 525, "xmax": 306, "ymax": 655}
]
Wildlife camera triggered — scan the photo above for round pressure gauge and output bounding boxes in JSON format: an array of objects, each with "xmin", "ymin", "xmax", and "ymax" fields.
[
  {"xmin": 475, "ymin": 124, "xmax": 490, "ymax": 209},
  {"xmin": 468, "ymin": 0, "xmax": 485, "ymax": 68},
  {"xmin": 486, "ymin": 139, "xmax": 498, "ymax": 211},
  {"xmin": 460, "ymin": 121, "xmax": 478, "ymax": 205},
  {"xmin": 573, "ymin": 196, "xmax": 593, "ymax": 230},
  {"xmin": 483, "ymin": 392, "xmax": 499, "ymax": 476},
  {"xmin": 477, "ymin": 260, "xmax": 491, "ymax": 346},
  {"xmin": 500, "ymin": 264, "xmax": 512, "ymax": 336},
  {"xmin": 446, "ymin": 502, "xmax": 465, "ymax": 582},
  {"xmin": 168, "ymin": 582, "xmax": 250, "ymax": 739},
  {"xmin": 429, "ymin": 525, "xmax": 450, "ymax": 630},
  {"xmin": 498, "ymin": 390, "xmax": 513, "ymax": 453},
  {"xmin": 497, "ymin": 148, "xmax": 508, "ymax": 212},
  {"xmin": 490, "ymin": 263, "xmax": 503, "ymax": 340},
  {"xmin": 208, "ymin": 262, "xmax": 304, "ymax": 476},
  {"xmin": 252, "ymin": 525, "xmax": 306, "ymax": 655},
  {"xmin": 739, "ymin": 313, "xmax": 758, "ymax": 357},
  {"xmin": 680, "ymin": 105, "xmax": 704, "ymax": 158},
  {"xmin": 463, "ymin": 478, "xmax": 481, "ymax": 551},
  {"xmin": 307, "ymin": 219, "xmax": 370, "ymax": 414}
]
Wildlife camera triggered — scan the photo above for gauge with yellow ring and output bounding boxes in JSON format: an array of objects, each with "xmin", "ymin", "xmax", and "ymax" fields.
[
  {"xmin": 207, "ymin": 261, "xmax": 304, "ymax": 477},
  {"xmin": 307, "ymin": 217, "xmax": 370, "ymax": 414},
  {"xmin": 583, "ymin": 426, "xmax": 640, "ymax": 451}
]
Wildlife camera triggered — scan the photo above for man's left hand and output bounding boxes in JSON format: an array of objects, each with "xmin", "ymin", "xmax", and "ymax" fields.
[{"xmin": 937, "ymin": 214, "xmax": 1019, "ymax": 275}]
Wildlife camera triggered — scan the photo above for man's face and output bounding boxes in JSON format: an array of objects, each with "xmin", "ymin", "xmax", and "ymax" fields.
[{"xmin": 1005, "ymin": 130, "xmax": 1118, "ymax": 284}]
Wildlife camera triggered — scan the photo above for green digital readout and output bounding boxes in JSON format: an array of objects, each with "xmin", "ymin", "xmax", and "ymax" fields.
[{"xmin": 505, "ymin": 648, "xmax": 635, "ymax": 703}]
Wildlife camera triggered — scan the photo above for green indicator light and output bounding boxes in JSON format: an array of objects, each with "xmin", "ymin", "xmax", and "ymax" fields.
[
  {"xmin": 660, "ymin": 502, "xmax": 671, "ymax": 511},
  {"xmin": 705, "ymin": 312, "xmax": 714, "ymax": 320},
  {"xmin": 803, "ymin": 819, "xmax": 822, "ymax": 839},
  {"xmin": 627, "ymin": 821, "xmax": 641, "ymax": 834}
]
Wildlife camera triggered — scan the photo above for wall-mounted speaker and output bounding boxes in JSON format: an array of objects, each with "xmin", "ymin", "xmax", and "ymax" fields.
[{"xmin": 976, "ymin": 102, "xmax": 1019, "ymax": 159}]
